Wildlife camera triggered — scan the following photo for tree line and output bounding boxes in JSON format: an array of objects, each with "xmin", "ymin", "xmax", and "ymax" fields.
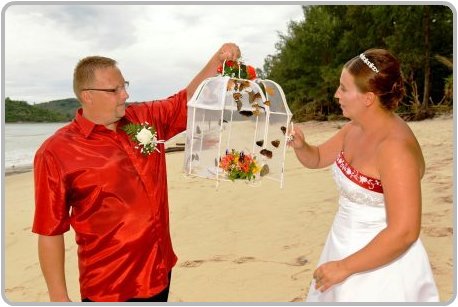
[
  {"xmin": 5, "ymin": 97, "xmax": 78, "ymax": 122},
  {"xmin": 263, "ymin": 5, "xmax": 453, "ymax": 121}
]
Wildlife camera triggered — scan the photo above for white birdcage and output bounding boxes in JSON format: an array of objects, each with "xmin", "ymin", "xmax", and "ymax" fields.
[{"xmin": 183, "ymin": 62, "xmax": 292, "ymax": 188}]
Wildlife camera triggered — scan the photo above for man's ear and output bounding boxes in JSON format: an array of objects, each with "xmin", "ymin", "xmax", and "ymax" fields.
[{"xmin": 80, "ymin": 91, "xmax": 91, "ymax": 105}]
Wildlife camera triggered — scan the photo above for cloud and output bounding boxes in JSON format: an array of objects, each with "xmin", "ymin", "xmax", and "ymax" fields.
[
  {"xmin": 4, "ymin": 4, "xmax": 304, "ymax": 103},
  {"xmin": 17, "ymin": 5, "xmax": 143, "ymax": 50}
]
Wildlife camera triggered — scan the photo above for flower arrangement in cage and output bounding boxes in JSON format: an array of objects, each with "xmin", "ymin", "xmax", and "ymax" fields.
[
  {"xmin": 219, "ymin": 149, "xmax": 260, "ymax": 181},
  {"xmin": 217, "ymin": 60, "xmax": 257, "ymax": 80}
]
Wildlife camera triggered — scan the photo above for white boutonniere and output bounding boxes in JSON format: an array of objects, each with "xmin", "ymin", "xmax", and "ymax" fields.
[{"xmin": 122, "ymin": 122, "xmax": 165, "ymax": 155}]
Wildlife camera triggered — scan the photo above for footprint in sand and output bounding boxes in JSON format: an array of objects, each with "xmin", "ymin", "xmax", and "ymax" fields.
[
  {"xmin": 290, "ymin": 296, "xmax": 305, "ymax": 302},
  {"xmin": 294, "ymin": 255, "xmax": 309, "ymax": 266},
  {"xmin": 439, "ymin": 195, "xmax": 453, "ymax": 204},
  {"xmin": 210, "ymin": 255, "xmax": 231, "ymax": 262},
  {"xmin": 233, "ymin": 256, "xmax": 256, "ymax": 264},
  {"xmin": 283, "ymin": 243, "xmax": 301, "ymax": 250},
  {"xmin": 179, "ymin": 260, "xmax": 205, "ymax": 268},
  {"xmin": 5, "ymin": 286, "xmax": 25, "ymax": 293}
]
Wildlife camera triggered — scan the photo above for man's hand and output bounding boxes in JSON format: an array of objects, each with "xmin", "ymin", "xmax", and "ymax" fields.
[
  {"xmin": 186, "ymin": 42, "xmax": 241, "ymax": 100},
  {"xmin": 216, "ymin": 43, "xmax": 241, "ymax": 62}
]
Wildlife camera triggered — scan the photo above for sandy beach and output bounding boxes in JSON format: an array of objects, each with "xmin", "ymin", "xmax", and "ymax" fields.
[{"xmin": 4, "ymin": 114, "xmax": 454, "ymax": 303}]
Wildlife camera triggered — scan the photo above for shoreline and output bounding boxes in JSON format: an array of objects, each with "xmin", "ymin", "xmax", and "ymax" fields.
[
  {"xmin": 3, "ymin": 113, "xmax": 452, "ymax": 178},
  {"xmin": 4, "ymin": 165, "xmax": 33, "ymax": 176},
  {"xmin": 3, "ymin": 146, "xmax": 186, "ymax": 177}
]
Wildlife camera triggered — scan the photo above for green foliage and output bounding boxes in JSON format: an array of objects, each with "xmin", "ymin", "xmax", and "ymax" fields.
[
  {"xmin": 34, "ymin": 98, "xmax": 80, "ymax": 120},
  {"xmin": 122, "ymin": 123, "xmax": 142, "ymax": 136},
  {"xmin": 264, "ymin": 5, "xmax": 453, "ymax": 121},
  {"xmin": 5, "ymin": 97, "xmax": 69, "ymax": 122}
]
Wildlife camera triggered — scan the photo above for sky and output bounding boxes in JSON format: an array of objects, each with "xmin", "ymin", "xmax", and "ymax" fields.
[{"xmin": 3, "ymin": 3, "xmax": 304, "ymax": 104}]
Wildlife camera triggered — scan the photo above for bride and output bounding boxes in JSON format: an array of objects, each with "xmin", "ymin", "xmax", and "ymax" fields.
[{"xmin": 288, "ymin": 48, "xmax": 439, "ymax": 302}]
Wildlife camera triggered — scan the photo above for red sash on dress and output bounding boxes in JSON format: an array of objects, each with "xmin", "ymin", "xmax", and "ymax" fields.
[{"xmin": 336, "ymin": 151, "xmax": 383, "ymax": 193}]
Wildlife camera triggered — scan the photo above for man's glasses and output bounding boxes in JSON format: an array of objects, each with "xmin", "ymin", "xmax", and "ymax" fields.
[{"xmin": 82, "ymin": 81, "xmax": 129, "ymax": 94}]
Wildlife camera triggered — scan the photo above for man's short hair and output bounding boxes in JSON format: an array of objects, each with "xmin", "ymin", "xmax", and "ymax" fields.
[{"xmin": 73, "ymin": 56, "xmax": 117, "ymax": 101}]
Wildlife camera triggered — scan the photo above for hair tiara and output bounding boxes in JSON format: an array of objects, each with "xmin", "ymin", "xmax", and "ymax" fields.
[{"xmin": 359, "ymin": 53, "xmax": 379, "ymax": 73}]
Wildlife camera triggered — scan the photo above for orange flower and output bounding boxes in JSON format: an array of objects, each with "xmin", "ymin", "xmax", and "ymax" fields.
[{"xmin": 219, "ymin": 149, "xmax": 260, "ymax": 181}]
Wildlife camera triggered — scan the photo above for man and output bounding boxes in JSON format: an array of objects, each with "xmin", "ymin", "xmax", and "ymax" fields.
[{"xmin": 32, "ymin": 43, "xmax": 241, "ymax": 302}]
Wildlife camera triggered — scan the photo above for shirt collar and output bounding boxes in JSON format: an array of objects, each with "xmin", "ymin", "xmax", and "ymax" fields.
[
  {"xmin": 75, "ymin": 108, "xmax": 128, "ymax": 138},
  {"xmin": 75, "ymin": 108, "xmax": 97, "ymax": 138}
]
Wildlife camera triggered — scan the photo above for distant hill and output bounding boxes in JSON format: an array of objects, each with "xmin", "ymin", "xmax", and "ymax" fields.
[
  {"xmin": 34, "ymin": 98, "xmax": 80, "ymax": 120},
  {"xmin": 5, "ymin": 97, "xmax": 69, "ymax": 122}
]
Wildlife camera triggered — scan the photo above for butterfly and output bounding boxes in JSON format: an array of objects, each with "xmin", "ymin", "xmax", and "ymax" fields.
[
  {"xmin": 260, "ymin": 164, "xmax": 270, "ymax": 177},
  {"xmin": 233, "ymin": 80, "xmax": 240, "ymax": 91},
  {"xmin": 238, "ymin": 80, "xmax": 251, "ymax": 91},
  {"xmin": 227, "ymin": 79, "xmax": 236, "ymax": 91},
  {"xmin": 260, "ymin": 149, "xmax": 273, "ymax": 159},
  {"xmin": 256, "ymin": 140, "xmax": 264, "ymax": 147},
  {"xmin": 248, "ymin": 91, "xmax": 261, "ymax": 103},
  {"xmin": 191, "ymin": 153, "xmax": 199, "ymax": 161},
  {"xmin": 264, "ymin": 100, "xmax": 271, "ymax": 107},
  {"xmin": 226, "ymin": 79, "xmax": 234, "ymax": 92},
  {"xmin": 236, "ymin": 100, "xmax": 243, "ymax": 111},
  {"xmin": 265, "ymin": 86, "xmax": 276, "ymax": 97},
  {"xmin": 233, "ymin": 92, "xmax": 242, "ymax": 101},
  {"xmin": 281, "ymin": 126, "xmax": 287, "ymax": 135},
  {"xmin": 218, "ymin": 119, "xmax": 228, "ymax": 126},
  {"xmin": 233, "ymin": 92, "xmax": 243, "ymax": 111},
  {"xmin": 239, "ymin": 110, "xmax": 253, "ymax": 117},
  {"xmin": 196, "ymin": 125, "xmax": 202, "ymax": 134},
  {"xmin": 271, "ymin": 140, "xmax": 280, "ymax": 148},
  {"xmin": 239, "ymin": 151, "xmax": 245, "ymax": 162}
]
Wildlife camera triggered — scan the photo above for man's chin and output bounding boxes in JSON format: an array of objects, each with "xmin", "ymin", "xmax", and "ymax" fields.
[{"xmin": 116, "ymin": 109, "xmax": 126, "ymax": 119}]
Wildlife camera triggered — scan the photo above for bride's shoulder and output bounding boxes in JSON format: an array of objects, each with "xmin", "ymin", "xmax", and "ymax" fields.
[
  {"xmin": 377, "ymin": 120, "xmax": 425, "ymax": 174},
  {"xmin": 338, "ymin": 120, "xmax": 355, "ymax": 134},
  {"xmin": 388, "ymin": 116, "xmax": 421, "ymax": 146}
]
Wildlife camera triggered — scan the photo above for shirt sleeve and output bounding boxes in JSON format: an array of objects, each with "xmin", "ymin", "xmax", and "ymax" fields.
[
  {"xmin": 32, "ymin": 147, "xmax": 70, "ymax": 235},
  {"xmin": 126, "ymin": 89, "xmax": 188, "ymax": 141}
]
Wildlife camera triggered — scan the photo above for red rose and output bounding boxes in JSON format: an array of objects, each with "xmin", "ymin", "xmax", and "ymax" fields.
[
  {"xmin": 247, "ymin": 65, "xmax": 257, "ymax": 80},
  {"xmin": 226, "ymin": 60, "xmax": 234, "ymax": 67},
  {"xmin": 217, "ymin": 65, "xmax": 223, "ymax": 73}
]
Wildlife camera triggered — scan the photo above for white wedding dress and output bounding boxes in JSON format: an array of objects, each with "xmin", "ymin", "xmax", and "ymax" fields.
[{"xmin": 306, "ymin": 152, "xmax": 439, "ymax": 302}]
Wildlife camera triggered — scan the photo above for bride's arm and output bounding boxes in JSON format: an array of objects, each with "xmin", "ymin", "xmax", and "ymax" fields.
[
  {"xmin": 289, "ymin": 122, "xmax": 352, "ymax": 169},
  {"xmin": 313, "ymin": 139, "xmax": 423, "ymax": 292}
]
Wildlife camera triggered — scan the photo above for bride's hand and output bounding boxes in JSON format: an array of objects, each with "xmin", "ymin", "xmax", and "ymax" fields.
[
  {"xmin": 313, "ymin": 260, "xmax": 351, "ymax": 292},
  {"xmin": 286, "ymin": 125, "xmax": 306, "ymax": 149}
]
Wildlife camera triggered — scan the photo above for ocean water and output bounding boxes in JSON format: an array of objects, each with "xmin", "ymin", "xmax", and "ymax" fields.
[{"xmin": 4, "ymin": 122, "xmax": 69, "ymax": 170}]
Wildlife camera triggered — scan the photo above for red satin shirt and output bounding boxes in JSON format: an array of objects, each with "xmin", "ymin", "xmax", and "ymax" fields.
[{"xmin": 32, "ymin": 89, "xmax": 187, "ymax": 302}]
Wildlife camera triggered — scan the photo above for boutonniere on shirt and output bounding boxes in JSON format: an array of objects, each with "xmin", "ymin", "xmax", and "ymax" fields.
[{"xmin": 122, "ymin": 122, "xmax": 165, "ymax": 156}]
